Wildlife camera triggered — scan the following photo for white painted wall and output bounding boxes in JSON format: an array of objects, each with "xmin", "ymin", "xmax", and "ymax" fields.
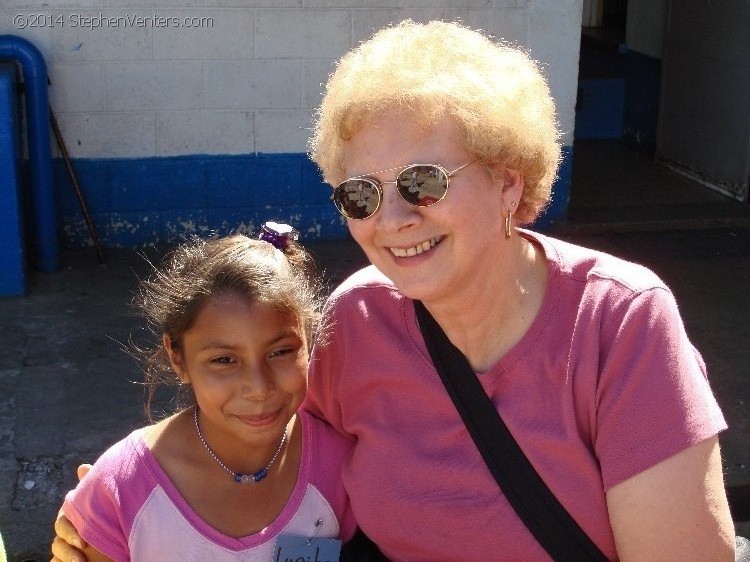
[
  {"xmin": 1, "ymin": 0, "xmax": 583, "ymax": 158},
  {"xmin": 626, "ymin": 0, "xmax": 667, "ymax": 59}
]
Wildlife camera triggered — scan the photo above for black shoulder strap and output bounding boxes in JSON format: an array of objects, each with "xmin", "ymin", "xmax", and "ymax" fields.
[{"xmin": 414, "ymin": 300, "xmax": 607, "ymax": 562}]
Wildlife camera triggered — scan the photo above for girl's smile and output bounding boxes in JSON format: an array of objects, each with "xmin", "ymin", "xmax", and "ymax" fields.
[
  {"xmin": 235, "ymin": 409, "xmax": 284, "ymax": 427},
  {"xmin": 166, "ymin": 293, "xmax": 308, "ymax": 473}
]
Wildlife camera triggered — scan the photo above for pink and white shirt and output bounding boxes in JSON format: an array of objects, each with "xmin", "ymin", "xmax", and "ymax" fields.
[{"xmin": 63, "ymin": 410, "xmax": 356, "ymax": 561}]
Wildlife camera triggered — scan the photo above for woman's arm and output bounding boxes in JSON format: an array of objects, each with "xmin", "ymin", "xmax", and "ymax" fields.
[{"xmin": 607, "ymin": 436, "xmax": 735, "ymax": 561}]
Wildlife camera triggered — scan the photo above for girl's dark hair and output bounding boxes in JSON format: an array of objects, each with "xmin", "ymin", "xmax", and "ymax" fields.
[{"xmin": 136, "ymin": 233, "xmax": 322, "ymax": 420}]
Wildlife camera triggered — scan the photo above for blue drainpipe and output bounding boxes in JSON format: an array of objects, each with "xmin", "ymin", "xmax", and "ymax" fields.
[{"xmin": 0, "ymin": 35, "xmax": 57, "ymax": 272}]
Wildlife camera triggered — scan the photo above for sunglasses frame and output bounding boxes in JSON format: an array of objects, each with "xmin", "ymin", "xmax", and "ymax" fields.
[{"xmin": 333, "ymin": 159, "xmax": 478, "ymax": 220}]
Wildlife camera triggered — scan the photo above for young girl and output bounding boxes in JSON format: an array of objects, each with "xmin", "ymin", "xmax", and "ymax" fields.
[{"xmin": 62, "ymin": 223, "xmax": 357, "ymax": 561}]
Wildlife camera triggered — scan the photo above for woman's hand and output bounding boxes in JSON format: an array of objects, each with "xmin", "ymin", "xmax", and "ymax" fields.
[
  {"xmin": 50, "ymin": 464, "xmax": 91, "ymax": 562},
  {"xmin": 607, "ymin": 437, "xmax": 735, "ymax": 561}
]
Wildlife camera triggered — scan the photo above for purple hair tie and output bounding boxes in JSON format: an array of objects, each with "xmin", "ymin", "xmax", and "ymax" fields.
[{"xmin": 259, "ymin": 221, "xmax": 299, "ymax": 251}]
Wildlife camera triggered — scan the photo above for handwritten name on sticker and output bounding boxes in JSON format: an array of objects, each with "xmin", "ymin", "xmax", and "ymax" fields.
[{"xmin": 273, "ymin": 534, "xmax": 341, "ymax": 562}]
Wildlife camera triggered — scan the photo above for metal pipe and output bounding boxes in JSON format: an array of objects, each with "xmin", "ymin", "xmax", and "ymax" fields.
[{"xmin": 0, "ymin": 35, "xmax": 57, "ymax": 272}]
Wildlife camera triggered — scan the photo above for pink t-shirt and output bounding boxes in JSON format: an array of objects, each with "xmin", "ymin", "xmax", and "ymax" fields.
[
  {"xmin": 63, "ymin": 410, "xmax": 356, "ymax": 561},
  {"xmin": 304, "ymin": 230, "xmax": 726, "ymax": 561}
]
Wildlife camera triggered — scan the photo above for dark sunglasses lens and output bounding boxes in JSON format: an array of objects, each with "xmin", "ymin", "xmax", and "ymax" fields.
[
  {"xmin": 396, "ymin": 165, "xmax": 448, "ymax": 207},
  {"xmin": 334, "ymin": 179, "xmax": 381, "ymax": 219}
]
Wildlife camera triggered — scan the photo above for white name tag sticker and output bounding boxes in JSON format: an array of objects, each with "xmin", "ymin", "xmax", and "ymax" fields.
[{"xmin": 272, "ymin": 534, "xmax": 342, "ymax": 562}]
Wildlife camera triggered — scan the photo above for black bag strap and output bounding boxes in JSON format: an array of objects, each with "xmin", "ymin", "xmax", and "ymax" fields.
[{"xmin": 414, "ymin": 300, "xmax": 607, "ymax": 562}]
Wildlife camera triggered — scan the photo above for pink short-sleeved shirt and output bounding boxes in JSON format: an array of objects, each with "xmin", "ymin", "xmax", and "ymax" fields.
[
  {"xmin": 304, "ymin": 230, "xmax": 726, "ymax": 561},
  {"xmin": 63, "ymin": 410, "xmax": 356, "ymax": 561}
]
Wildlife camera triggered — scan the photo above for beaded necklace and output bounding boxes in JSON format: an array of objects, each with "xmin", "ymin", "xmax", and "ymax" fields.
[{"xmin": 193, "ymin": 407, "xmax": 287, "ymax": 484}]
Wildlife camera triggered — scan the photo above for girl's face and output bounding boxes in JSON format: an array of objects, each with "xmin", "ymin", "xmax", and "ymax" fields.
[{"xmin": 166, "ymin": 294, "xmax": 308, "ymax": 460}]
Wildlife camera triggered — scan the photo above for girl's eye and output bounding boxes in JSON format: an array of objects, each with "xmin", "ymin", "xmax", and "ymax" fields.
[
  {"xmin": 211, "ymin": 356, "xmax": 234, "ymax": 364},
  {"xmin": 269, "ymin": 347, "xmax": 296, "ymax": 359}
]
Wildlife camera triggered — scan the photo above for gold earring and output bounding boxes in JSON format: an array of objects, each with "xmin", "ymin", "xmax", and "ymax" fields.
[{"xmin": 505, "ymin": 211, "xmax": 512, "ymax": 239}]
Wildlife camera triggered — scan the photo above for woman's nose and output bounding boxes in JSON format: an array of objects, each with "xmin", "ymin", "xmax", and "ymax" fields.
[{"xmin": 376, "ymin": 183, "xmax": 420, "ymax": 232}]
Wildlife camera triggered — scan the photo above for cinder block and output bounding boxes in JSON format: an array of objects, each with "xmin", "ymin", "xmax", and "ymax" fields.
[
  {"xmin": 48, "ymin": 62, "xmax": 105, "ymax": 112},
  {"xmin": 162, "ymin": 208, "xmax": 211, "ymax": 243},
  {"xmin": 305, "ymin": 0, "xmax": 500, "ymax": 8},
  {"xmin": 103, "ymin": 0, "xmax": 202, "ymax": 6},
  {"xmin": 205, "ymin": 207, "xmax": 266, "ymax": 237},
  {"xmin": 105, "ymin": 61, "xmax": 203, "ymax": 111},
  {"xmin": 255, "ymin": 109, "xmax": 313, "ymax": 153},
  {"xmin": 157, "ymin": 110, "xmax": 253, "ymax": 156},
  {"xmin": 0, "ymin": 13, "xmax": 54, "ymax": 60},
  {"xmin": 53, "ymin": 159, "xmax": 109, "ymax": 214},
  {"xmin": 87, "ymin": 210, "xmax": 163, "ymax": 247},
  {"xmin": 247, "ymin": 154, "xmax": 303, "ymax": 205},
  {"xmin": 205, "ymin": 156, "xmax": 260, "ymax": 207},
  {"xmin": 207, "ymin": 154, "xmax": 304, "ymax": 207},
  {"xmin": 530, "ymin": 1, "xmax": 581, "ymax": 145},
  {"xmin": 296, "ymin": 203, "xmax": 348, "ymax": 240},
  {"xmin": 204, "ymin": 60, "xmax": 301, "ymax": 110},
  {"xmin": 50, "ymin": 10, "xmax": 152, "ymax": 62},
  {"xmin": 301, "ymin": 158, "xmax": 332, "ymax": 205},
  {"xmin": 204, "ymin": 0, "xmax": 300, "ymax": 6},
  {"xmin": 107, "ymin": 157, "xmax": 209, "ymax": 211},
  {"xmin": 153, "ymin": 9, "xmax": 254, "ymax": 60},
  {"xmin": 530, "ymin": 0, "xmax": 577, "ymax": 11},
  {"xmin": 352, "ymin": 8, "xmax": 528, "ymax": 48},
  {"xmin": 303, "ymin": 59, "xmax": 335, "ymax": 110},
  {"xmin": 256, "ymin": 10, "xmax": 350, "ymax": 59},
  {"xmin": 2, "ymin": 1, "xmax": 101, "ymax": 8},
  {"xmin": 54, "ymin": 112, "xmax": 156, "ymax": 158}
]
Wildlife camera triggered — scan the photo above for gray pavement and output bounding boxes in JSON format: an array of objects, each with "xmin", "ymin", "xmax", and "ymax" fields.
[{"xmin": 1, "ymin": 228, "xmax": 749, "ymax": 561}]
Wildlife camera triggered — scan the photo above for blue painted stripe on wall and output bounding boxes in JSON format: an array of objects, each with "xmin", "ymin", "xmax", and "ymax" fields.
[
  {"xmin": 53, "ymin": 149, "xmax": 573, "ymax": 248},
  {"xmin": 54, "ymin": 153, "xmax": 348, "ymax": 248},
  {"xmin": 535, "ymin": 145, "xmax": 573, "ymax": 228}
]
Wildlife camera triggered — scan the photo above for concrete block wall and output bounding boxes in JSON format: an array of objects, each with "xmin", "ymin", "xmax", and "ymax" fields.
[{"xmin": 0, "ymin": 0, "xmax": 583, "ymax": 248}]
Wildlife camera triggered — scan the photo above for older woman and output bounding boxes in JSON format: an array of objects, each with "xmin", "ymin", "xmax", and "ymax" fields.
[{"xmin": 53, "ymin": 20, "xmax": 734, "ymax": 561}]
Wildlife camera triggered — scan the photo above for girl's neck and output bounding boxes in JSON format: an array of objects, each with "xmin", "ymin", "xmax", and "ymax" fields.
[
  {"xmin": 146, "ymin": 411, "xmax": 304, "ymax": 537},
  {"xmin": 195, "ymin": 410, "xmax": 296, "ymax": 476}
]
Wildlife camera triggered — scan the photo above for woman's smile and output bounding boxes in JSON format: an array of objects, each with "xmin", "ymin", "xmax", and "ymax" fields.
[
  {"xmin": 345, "ymin": 110, "xmax": 507, "ymax": 304},
  {"xmin": 388, "ymin": 236, "xmax": 443, "ymax": 258}
]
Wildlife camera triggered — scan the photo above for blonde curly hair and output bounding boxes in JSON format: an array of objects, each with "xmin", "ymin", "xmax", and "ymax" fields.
[{"xmin": 309, "ymin": 20, "xmax": 562, "ymax": 224}]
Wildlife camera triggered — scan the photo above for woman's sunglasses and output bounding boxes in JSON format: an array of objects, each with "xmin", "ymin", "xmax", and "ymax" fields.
[{"xmin": 332, "ymin": 160, "xmax": 478, "ymax": 220}]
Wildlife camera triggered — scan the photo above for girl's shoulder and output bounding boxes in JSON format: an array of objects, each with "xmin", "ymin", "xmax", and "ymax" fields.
[
  {"xmin": 62, "ymin": 425, "xmax": 163, "ymax": 559},
  {"xmin": 87, "ymin": 425, "xmax": 152, "ymax": 479},
  {"xmin": 142, "ymin": 411, "xmax": 187, "ymax": 453},
  {"xmin": 78, "ymin": 413, "xmax": 188, "ymax": 500},
  {"xmin": 142, "ymin": 411, "xmax": 204, "ymax": 490}
]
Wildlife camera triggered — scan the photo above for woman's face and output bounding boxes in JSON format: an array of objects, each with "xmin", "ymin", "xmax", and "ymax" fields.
[
  {"xmin": 344, "ymin": 110, "xmax": 516, "ymax": 305},
  {"xmin": 166, "ymin": 294, "xmax": 308, "ymax": 459}
]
